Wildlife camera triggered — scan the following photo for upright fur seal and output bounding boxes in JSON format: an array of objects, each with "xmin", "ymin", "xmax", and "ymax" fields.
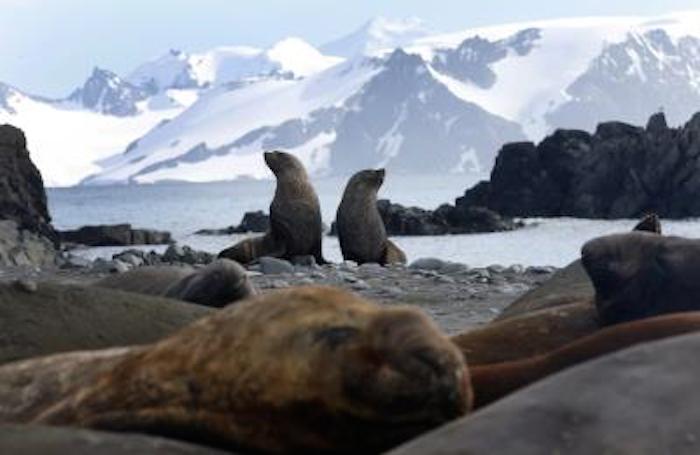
[
  {"xmin": 0, "ymin": 286, "xmax": 469, "ymax": 454},
  {"xmin": 336, "ymin": 169, "xmax": 406, "ymax": 265},
  {"xmin": 94, "ymin": 259, "xmax": 255, "ymax": 307},
  {"xmin": 219, "ymin": 151, "xmax": 325, "ymax": 264},
  {"xmin": 582, "ymin": 232, "xmax": 700, "ymax": 325}
]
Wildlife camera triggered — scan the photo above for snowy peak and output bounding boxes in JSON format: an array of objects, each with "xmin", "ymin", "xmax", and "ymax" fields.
[
  {"xmin": 549, "ymin": 29, "xmax": 700, "ymax": 130},
  {"xmin": 127, "ymin": 49, "xmax": 201, "ymax": 93},
  {"xmin": 69, "ymin": 67, "xmax": 148, "ymax": 116},
  {"xmin": 127, "ymin": 38, "xmax": 341, "ymax": 94},
  {"xmin": 431, "ymin": 28, "xmax": 541, "ymax": 89},
  {"xmin": 322, "ymin": 16, "xmax": 431, "ymax": 57},
  {"xmin": 265, "ymin": 37, "xmax": 342, "ymax": 77}
]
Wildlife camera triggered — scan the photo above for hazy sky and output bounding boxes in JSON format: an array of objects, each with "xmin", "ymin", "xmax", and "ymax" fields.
[{"xmin": 1, "ymin": 0, "xmax": 698, "ymax": 97}]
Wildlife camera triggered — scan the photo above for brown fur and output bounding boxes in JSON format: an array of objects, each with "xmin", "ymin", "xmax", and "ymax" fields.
[
  {"xmin": 0, "ymin": 286, "xmax": 468, "ymax": 454},
  {"xmin": 452, "ymin": 301, "xmax": 599, "ymax": 365},
  {"xmin": 218, "ymin": 151, "xmax": 325, "ymax": 265},
  {"xmin": 582, "ymin": 232, "xmax": 700, "ymax": 325},
  {"xmin": 218, "ymin": 234, "xmax": 278, "ymax": 265},
  {"xmin": 633, "ymin": 212, "xmax": 662, "ymax": 234},
  {"xmin": 336, "ymin": 169, "xmax": 406, "ymax": 265},
  {"xmin": 95, "ymin": 259, "xmax": 256, "ymax": 307},
  {"xmin": 470, "ymin": 312, "xmax": 700, "ymax": 408}
]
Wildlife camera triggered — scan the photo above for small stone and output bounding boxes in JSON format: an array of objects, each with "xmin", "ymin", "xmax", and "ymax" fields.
[
  {"xmin": 298, "ymin": 278, "xmax": 315, "ymax": 285},
  {"xmin": 440, "ymin": 262, "xmax": 468, "ymax": 274},
  {"xmin": 409, "ymin": 257, "xmax": 446, "ymax": 271},
  {"xmin": 507, "ymin": 264, "xmax": 525, "ymax": 274},
  {"xmin": 60, "ymin": 254, "xmax": 92, "ymax": 269},
  {"xmin": 113, "ymin": 260, "xmax": 131, "ymax": 274},
  {"xmin": 340, "ymin": 260, "xmax": 358, "ymax": 270},
  {"xmin": 245, "ymin": 271, "xmax": 263, "ymax": 277},
  {"xmin": 14, "ymin": 279, "xmax": 38, "ymax": 293},
  {"xmin": 270, "ymin": 280, "xmax": 290, "ymax": 289},
  {"xmin": 487, "ymin": 264, "xmax": 506, "ymax": 274},
  {"xmin": 291, "ymin": 255, "xmax": 316, "ymax": 267},
  {"xmin": 352, "ymin": 280, "xmax": 371, "ymax": 290},
  {"xmin": 527, "ymin": 265, "xmax": 556, "ymax": 275},
  {"xmin": 338, "ymin": 272, "xmax": 358, "ymax": 283},
  {"xmin": 259, "ymin": 257, "xmax": 295, "ymax": 275},
  {"xmin": 382, "ymin": 286, "xmax": 405, "ymax": 297},
  {"xmin": 358, "ymin": 263, "xmax": 384, "ymax": 274},
  {"xmin": 310, "ymin": 271, "xmax": 325, "ymax": 279},
  {"xmin": 436, "ymin": 275, "xmax": 455, "ymax": 284}
]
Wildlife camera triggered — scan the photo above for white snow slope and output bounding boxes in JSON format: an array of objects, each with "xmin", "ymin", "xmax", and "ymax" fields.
[{"xmin": 2, "ymin": 12, "xmax": 700, "ymax": 186}]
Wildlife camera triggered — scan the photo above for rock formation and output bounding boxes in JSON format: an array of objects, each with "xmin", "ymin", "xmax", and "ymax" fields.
[{"xmin": 459, "ymin": 112, "xmax": 700, "ymax": 218}]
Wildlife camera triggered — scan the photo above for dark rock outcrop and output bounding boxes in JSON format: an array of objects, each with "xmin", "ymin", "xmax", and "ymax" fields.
[
  {"xmin": 0, "ymin": 125, "xmax": 57, "ymax": 244},
  {"xmin": 331, "ymin": 199, "xmax": 521, "ymax": 236},
  {"xmin": 459, "ymin": 112, "xmax": 700, "ymax": 219},
  {"xmin": 59, "ymin": 224, "xmax": 172, "ymax": 247},
  {"xmin": 195, "ymin": 210, "xmax": 270, "ymax": 236}
]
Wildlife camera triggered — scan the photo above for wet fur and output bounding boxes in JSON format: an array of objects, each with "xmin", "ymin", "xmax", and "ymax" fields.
[{"xmin": 0, "ymin": 286, "xmax": 468, "ymax": 454}]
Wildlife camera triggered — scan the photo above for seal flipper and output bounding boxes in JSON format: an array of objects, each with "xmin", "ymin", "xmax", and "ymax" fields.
[{"xmin": 382, "ymin": 240, "xmax": 407, "ymax": 265}]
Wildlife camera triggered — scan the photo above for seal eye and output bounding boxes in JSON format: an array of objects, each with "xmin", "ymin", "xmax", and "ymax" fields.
[{"xmin": 314, "ymin": 326, "xmax": 360, "ymax": 349}]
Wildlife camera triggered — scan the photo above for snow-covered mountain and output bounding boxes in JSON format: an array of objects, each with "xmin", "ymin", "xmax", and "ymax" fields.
[{"xmin": 2, "ymin": 11, "xmax": 700, "ymax": 186}]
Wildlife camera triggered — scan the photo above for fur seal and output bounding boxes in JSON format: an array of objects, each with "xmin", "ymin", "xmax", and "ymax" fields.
[
  {"xmin": 94, "ymin": 259, "xmax": 255, "ymax": 307},
  {"xmin": 388, "ymin": 331, "xmax": 700, "ymax": 455},
  {"xmin": 336, "ymin": 169, "xmax": 407, "ymax": 265},
  {"xmin": 469, "ymin": 312, "xmax": 700, "ymax": 408},
  {"xmin": 219, "ymin": 151, "xmax": 325, "ymax": 264},
  {"xmin": 0, "ymin": 281, "xmax": 209, "ymax": 365},
  {"xmin": 582, "ymin": 231, "xmax": 700, "ymax": 325},
  {"xmin": 497, "ymin": 213, "xmax": 663, "ymax": 320},
  {"xmin": 0, "ymin": 286, "xmax": 469, "ymax": 453},
  {"xmin": 452, "ymin": 301, "xmax": 599, "ymax": 365}
]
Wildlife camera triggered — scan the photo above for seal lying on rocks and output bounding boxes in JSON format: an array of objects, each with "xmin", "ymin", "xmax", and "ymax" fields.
[
  {"xmin": 583, "ymin": 231, "xmax": 700, "ymax": 325},
  {"xmin": 452, "ymin": 301, "xmax": 599, "ymax": 365},
  {"xmin": 0, "ymin": 281, "xmax": 209, "ymax": 365},
  {"xmin": 497, "ymin": 213, "xmax": 663, "ymax": 320},
  {"xmin": 336, "ymin": 169, "xmax": 406, "ymax": 265},
  {"xmin": 0, "ymin": 286, "xmax": 469, "ymax": 454},
  {"xmin": 94, "ymin": 259, "xmax": 255, "ymax": 307},
  {"xmin": 468, "ymin": 312, "xmax": 700, "ymax": 408},
  {"xmin": 220, "ymin": 151, "xmax": 326, "ymax": 265},
  {"xmin": 388, "ymin": 330, "xmax": 700, "ymax": 455}
]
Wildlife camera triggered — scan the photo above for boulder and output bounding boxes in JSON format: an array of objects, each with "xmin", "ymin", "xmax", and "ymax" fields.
[
  {"xmin": 0, "ymin": 124, "xmax": 57, "ymax": 244},
  {"xmin": 59, "ymin": 224, "xmax": 171, "ymax": 246},
  {"xmin": 0, "ymin": 220, "xmax": 56, "ymax": 267},
  {"xmin": 195, "ymin": 210, "xmax": 270, "ymax": 235},
  {"xmin": 458, "ymin": 112, "xmax": 700, "ymax": 218}
]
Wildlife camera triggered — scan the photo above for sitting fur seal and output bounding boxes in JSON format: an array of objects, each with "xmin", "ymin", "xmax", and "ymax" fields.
[
  {"xmin": 468, "ymin": 312, "xmax": 700, "ymax": 408},
  {"xmin": 336, "ymin": 169, "xmax": 407, "ymax": 265},
  {"xmin": 220, "ymin": 151, "xmax": 325, "ymax": 264},
  {"xmin": 388, "ymin": 330, "xmax": 700, "ymax": 455},
  {"xmin": 0, "ymin": 286, "xmax": 469, "ymax": 454},
  {"xmin": 0, "ymin": 281, "xmax": 209, "ymax": 365},
  {"xmin": 94, "ymin": 259, "xmax": 255, "ymax": 307},
  {"xmin": 583, "ymin": 231, "xmax": 700, "ymax": 325}
]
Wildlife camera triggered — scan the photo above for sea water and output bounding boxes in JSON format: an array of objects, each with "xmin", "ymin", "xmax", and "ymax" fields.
[{"xmin": 47, "ymin": 175, "xmax": 700, "ymax": 267}]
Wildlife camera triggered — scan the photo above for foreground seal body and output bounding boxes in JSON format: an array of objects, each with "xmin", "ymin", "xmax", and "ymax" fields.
[
  {"xmin": 582, "ymin": 232, "xmax": 700, "ymax": 325},
  {"xmin": 468, "ymin": 312, "xmax": 700, "ymax": 408},
  {"xmin": 219, "ymin": 151, "xmax": 325, "ymax": 265},
  {"xmin": 389, "ymin": 330, "xmax": 700, "ymax": 455},
  {"xmin": 336, "ymin": 169, "xmax": 406, "ymax": 265},
  {"xmin": 0, "ymin": 286, "xmax": 469, "ymax": 454},
  {"xmin": 95, "ymin": 259, "xmax": 255, "ymax": 307},
  {"xmin": 0, "ymin": 281, "xmax": 209, "ymax": 365}
]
